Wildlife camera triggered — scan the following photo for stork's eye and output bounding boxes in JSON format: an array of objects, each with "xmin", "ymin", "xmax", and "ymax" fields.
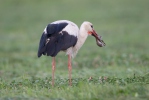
[{"xmin": 91, "ymin": 25, "xmax": 93, "ymax": 28}]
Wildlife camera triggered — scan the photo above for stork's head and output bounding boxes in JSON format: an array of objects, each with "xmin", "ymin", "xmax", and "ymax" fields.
[{"xmin": 83, "ymin": 21, "xmax": 106, "ymax": 47}]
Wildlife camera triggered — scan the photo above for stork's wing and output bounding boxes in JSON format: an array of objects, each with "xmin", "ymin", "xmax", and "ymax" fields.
[
  {"xmin": 38, "ymin": 22, "xmax": 77, "ymax": 57},
  {"xmin": 46, "ymin": 31, "xmax": 77, "ymax": 57}
]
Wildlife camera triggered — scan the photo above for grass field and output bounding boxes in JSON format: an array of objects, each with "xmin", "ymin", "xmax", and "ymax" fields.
[{"xmin": 0, "ymin": 0, "xmax": 149, "ymax": 100}]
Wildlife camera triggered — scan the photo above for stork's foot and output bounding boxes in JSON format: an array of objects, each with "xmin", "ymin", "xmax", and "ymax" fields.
[
  {"xmin": 52, "ymin": 80, "xmax": 54, "ymax": 87},
  {"xmin": 69, "ymin": 79, "xmax": 72, "ymax": 86}
]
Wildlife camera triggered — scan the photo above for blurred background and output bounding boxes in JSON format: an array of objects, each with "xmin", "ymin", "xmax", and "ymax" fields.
[{"xmin": 0, "ymin": 0, "xmax": 149, "ymax": 80}]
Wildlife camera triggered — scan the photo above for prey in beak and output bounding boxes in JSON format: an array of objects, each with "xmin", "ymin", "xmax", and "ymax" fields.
[{"xmin": 91, "ymin": 30, "xmax": 106, "ymax": 47}]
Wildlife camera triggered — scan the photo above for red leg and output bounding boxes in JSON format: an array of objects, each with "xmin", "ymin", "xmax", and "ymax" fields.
[
  {"xmin": 52, "ymin": 57, "xmax": 56, "ymax": 86},
  {"xmin": 68, "ymin": 55, "xmax": 72, "ymax": 86}
]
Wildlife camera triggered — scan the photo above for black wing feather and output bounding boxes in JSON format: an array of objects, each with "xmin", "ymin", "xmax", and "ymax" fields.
[
  {"xmin": 61, "ymin": 31, "xmax": 77, "ymax": 50},
  {"xmin": 47, "ymin": 23, "xmax": 68, "ymax": 36}
]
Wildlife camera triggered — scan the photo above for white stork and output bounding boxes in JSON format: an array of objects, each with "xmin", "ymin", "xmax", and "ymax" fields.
[{"xmin": 38, "ymin": 20, "xmax": 105, "ymax": 86}]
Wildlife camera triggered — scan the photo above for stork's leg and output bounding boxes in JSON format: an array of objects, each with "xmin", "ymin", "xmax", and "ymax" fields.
[
  {"xmin": 52, "ymin": 57, "xmax": 56, "ymax": 86},
  {"xmin": 68, "ymin": 55, "xmax": 72, "ymax": 86}
]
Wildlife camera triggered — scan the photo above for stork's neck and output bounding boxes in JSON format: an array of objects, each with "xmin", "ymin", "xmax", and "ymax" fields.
[
  {"xmin": 73, "ymin": 25, "xmax": 88, "ymax": 54},
  {"xmin": 78, "ymin": 27, "xmax": 88, "ymax": 47}
]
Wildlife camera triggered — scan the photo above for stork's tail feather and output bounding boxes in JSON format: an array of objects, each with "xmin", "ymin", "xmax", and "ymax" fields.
[{"xmin": 38, "ymin": 33, "xmax": 47, "ymax": 57}]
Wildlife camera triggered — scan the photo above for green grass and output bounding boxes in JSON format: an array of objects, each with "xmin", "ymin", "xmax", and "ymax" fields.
[{"xmin": 0, "ymin": 0, "xmax": 149, "ymax": 100}]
